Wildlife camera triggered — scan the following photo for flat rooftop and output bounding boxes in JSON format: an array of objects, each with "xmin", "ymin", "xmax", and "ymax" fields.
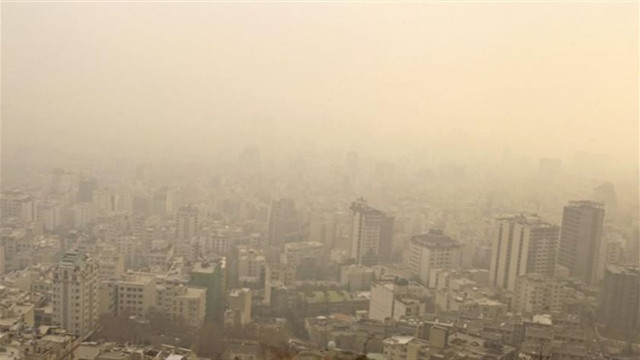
[{"xmin": 411, "ymin": 230, "xmax": 460, "ymax": 249}]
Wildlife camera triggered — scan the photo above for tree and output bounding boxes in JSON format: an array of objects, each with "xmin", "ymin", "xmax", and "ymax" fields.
[
  {"xmin": 193, "ymin": 321, "xmax": 226, "ymax": 358},
  {"xmin": 257, "ymin": 327, "xmax": 294, "ymax": 360}
]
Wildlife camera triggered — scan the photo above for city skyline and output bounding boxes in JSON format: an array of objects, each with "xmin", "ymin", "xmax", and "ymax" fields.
[{"xmin": 0, "ymin": 2, "xmax": 638, "ymax": 360}]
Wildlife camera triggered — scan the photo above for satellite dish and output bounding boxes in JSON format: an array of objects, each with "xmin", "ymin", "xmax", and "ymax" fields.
[{"xmin": 327, "ymin": 341, "xmax": 337, "ymax": 350}]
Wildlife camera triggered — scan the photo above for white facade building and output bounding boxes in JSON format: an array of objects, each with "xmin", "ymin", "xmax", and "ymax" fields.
[{"xmin": 407, "ymin": 230, "xmax": 462, "ymax": 286}]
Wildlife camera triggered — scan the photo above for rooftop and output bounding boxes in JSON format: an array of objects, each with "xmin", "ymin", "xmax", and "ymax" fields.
[
  {"xmin": 496, "ymin": 213, "xmax": 555, "ymax": 227},
  {"xmin": 192, "ymin": 259, "xmax": 224, "ymax": 274},
  {"xmin": 567, "ymin": 200, "xmax": 604, "ymax": 209},
  {"xmin": 607, "ymin": 264, "xmax": 639, "ymax": 276},
  {"xmin": 382, "ymin": 336, "xmax": 415, "ymax": 345},
  {"xmin": 411, "ymin": 230, "xmax": 460, "ymax": 249},
  {"xmin": 120, "ymin": 272, "xmax": 156, "ymax": 285},
  {"xmin": 350, "ymin": 199, "xmax": 386, "ymax": 216},
  {"xmin": 59, "ymin": 251, "xmax": 89, "ymax": 267},
  {"xmin": 284, "ymin": 241, "xmax": 323, "ymax": 251}
]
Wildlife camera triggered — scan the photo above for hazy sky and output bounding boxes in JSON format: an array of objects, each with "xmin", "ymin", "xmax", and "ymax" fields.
[{"xmin": 2, "ymin": 2, "xmax": 638, "ymax": 171}]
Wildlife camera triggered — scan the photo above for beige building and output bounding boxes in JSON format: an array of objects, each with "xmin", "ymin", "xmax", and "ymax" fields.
[
  {"xmin": 237, "ymin": 245, "xmax": 265, "ymax": 284},
  {"xmin": 0, "ymin": 287, "xmax": 35, "ymax": 331},
  {"xmin": 52, "ymin": 251, "xmax": 99, "ymax": 337},
  {"xmin": 490, "ymin": 214, "xmax": 559, "ymax": 291},
  {"xmin": 511, "ymin": 273, "xmax": 565, "ymax": 314},
  {"xmin": 264, "ymin": 263, "xmax": 295, "ymax": 305},
  {"xmin": 225, "ymin": 288, "xmax": 252, "ymax": 327},
  {"xmin": 281, "ymin": 241, "xmax": 323, "ymax": 267},
  {"xmin": 340, "ymin": 264, "xmax": 374, "ymax": 291},
  {"xmin": 92, "ymin": 188, "xmax": 116, "ymax": 215},
  {"xmin": 115, "ymin": 272, "xmax": 157, "ymax": 317},
  {"xmin": 156, "ymin": 280, "xmax": 206, "ymax": 327},
  {"xmin": 369, "ymin": 278, "xmax": 428, "ymax": 321},
  {"xmin": 176, "ymin": 205, "xmax": 199, "ymax": 242},
  {"xmin": 349, "ymin": 199, "xmax": 392, "ymax": 266},
  {"xmin": 97, "ymin": 251, "xmax": 125, "ymax": 280},
  {"xmin": 384, "ymin": 326, "xmax": 515, "ymax": 360},
  {"xmin": 144, "ymin": 244, "xmax": 175, "ymax": 270},
  {"xmin": 97, "ymin": 280, "xmax": 117, "ymax": 317},
  {"xmin": 406, "ymin": 229, "xmax": 462, "ymax": 286},
  {"xmin": 0, "ymin": 191, "xmax": 36, "ymax": 223},
  {"xmin": 383, "ymin": 336, "xmax": 429, "ymax": 360}
]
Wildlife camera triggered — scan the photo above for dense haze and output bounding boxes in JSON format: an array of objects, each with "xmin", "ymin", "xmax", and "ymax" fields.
[
  {"xmin": 2, "ymin": 2, "xmax": 638, "ymax": 180},
  {"xmin": 1, "ymin": 3, "xmax": 639, "ymax": 359}
]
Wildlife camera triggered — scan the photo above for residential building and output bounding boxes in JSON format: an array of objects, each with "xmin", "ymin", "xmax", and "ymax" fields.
[
  {"xmin": 349, "ymin": 199, "xmax": 393, "ymax": 266},
  {"xmin": 557, "ymin": 201, "xmax": 605, "ymax": 285},
  {"xmin": 297, "ymin": 290, "xmax": 369, "ymax": 317},
  {"xmin": 281, "ymin": 241, "xmax": 324, "ymax": 267},
  {"xmin": 176, "ymin": 205, "xmax": 199, "ymax": 242},
  {"xmin": 0, "ymin": 191, "xmax": 36, "ymax": 223},
  {"xmin": 369, "ymin": 278, "xmax": 428, "ymax": 321},
  {"xmin": 225, "ymin": 288, "xmax": 252, "ymax": 327},
  {"xmin": 156, "ymin": 280, "xmax": 207, "ymax": 327},
  {"xmin": 267, "ymin": 198, "xmax": 300, "ymax": 248},
  {"xmin": 115, "ymin": 272, "xmax": 157, "ymax": 317},
  {"xmin": 340, "ymin": 264, "xmax": 375, "ymax": 291},
  {"xmin": 52, "ymin": 251, "xmax": 99, "ymax": 337},
  {"xmin": 597, "ymin": 265, "xmax": 639, "ymax": 332},
  {"xmin": 383, "ymin": 336, "xmax": 429, "ymax": 360},
  {"xmin": 489, "ymin": 214, "xmax": 559, "ymax": 290},
  {"xmin": 189, "ymin": 259, "xmax": 226, "ymax": 321},
  {"xmin": 236, "ymin": 245, "xmax": 265, "ymax": 284},
  {"xmin": 264, "ymin": 263, "xmax": 295, "ymax": 305},
  {"xmin": 511, "ymin": 274, "xmax": 565, "ymax": 314},
  {"xmin": 407, "ymin": 229, "xmax": 462, "ymax": 286}
]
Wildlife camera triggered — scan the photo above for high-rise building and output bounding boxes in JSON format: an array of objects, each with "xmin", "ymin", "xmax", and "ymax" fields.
[
  {"xmin": 624, "ymin": 228, "xmax": 640, "ymax": 264},
  {"xmin": 267, "ymin": 198, "xmax": 300, "ymax": 248},
  {"xmin": 489, "ymin": 214, "xmax": 559, "ymax": 290},
  {"xmin": 349, "ymin": 199, "xmax": 393, "ymax": 266},
  {"xmin": 50, "ymin": 168, "xmax": 77, "ymax": 195},
  {"xmin": 176, "ymin": 205, "xmax": 199, "ymax": 242},
  {"xmin": 407, "ymin": 230, "xmax": 462, "ymax": 285},
  {"xmin": 92, "ymin": 188, "xmax": 117, "ymax": 215},
  {"xmin": 52, "ymin": 251, "xmax": 99, "ymax": 337},
  {"xmin": 557, "ymin": 201, "xmax": 605, "ymax": 285},
  {"xmin": 153, "ymin": 187, "xmax": 175, "ymax": 216},
  {"xmin": 598, "ymin": 265, "xmax": 639, "ymax": 332},
  {"xmin": 190, "ymin": 259, "xmax": 226, "ymax": 321},
  {"xmin": 592, "ymin": 182, "xmax": 617, "ymax": 217},
  {"xmin": 378, "ymin": 216, "xmax": 395, "ymax": 262},
  {"xmin": 307, "ymin": 212, "xmax": 338, "ymax": 247},
  {"xmin": 603, "ymin": 237, "xmax": 624, "ymax": 269}
]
